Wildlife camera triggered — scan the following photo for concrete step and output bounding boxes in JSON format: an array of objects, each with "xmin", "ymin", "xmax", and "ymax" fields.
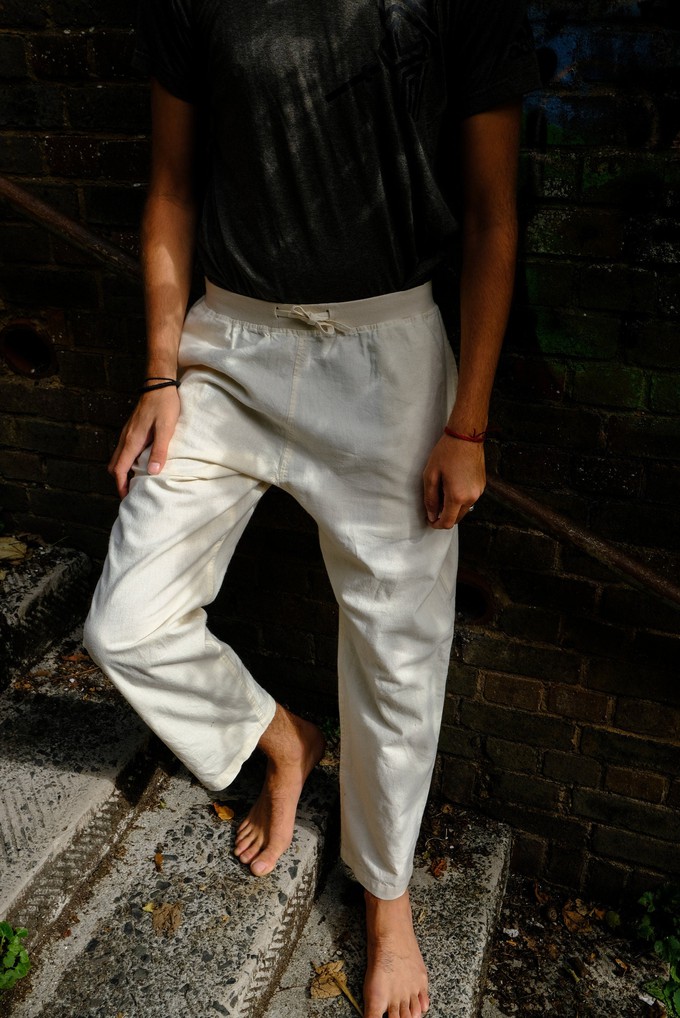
[
  {"xmin": 1, "ymin": 632, "xmax": 339, "ymax": 1018},
  {"xmin": 0, "ymin": 542, "xmax": 91, "ymax": 690},
  {"xmin": 265, "ymin": 811, "xmax": 512, "ymax": 1018}
]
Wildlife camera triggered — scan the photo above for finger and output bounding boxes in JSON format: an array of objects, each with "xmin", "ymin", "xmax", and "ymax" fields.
[
  {"xmin": 422, "ymin": 470, "xmax": 443, "ymax": 525},
  {"xmin": 147, "ymin": 423, "xmax": 174, "ymax": 476}
]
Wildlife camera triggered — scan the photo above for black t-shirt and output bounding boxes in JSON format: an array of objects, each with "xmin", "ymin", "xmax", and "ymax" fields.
[{"xmin": 135, "ymin": 0, "xmax": 540, "ymax": 303}]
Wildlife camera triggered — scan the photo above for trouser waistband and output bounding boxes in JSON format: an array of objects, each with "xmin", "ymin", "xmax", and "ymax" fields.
[{"xmin": 204, "ymin": 279, "xmax": 434, "ymax": 334}]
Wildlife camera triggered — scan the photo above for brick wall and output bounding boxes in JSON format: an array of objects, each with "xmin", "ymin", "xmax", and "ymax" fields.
[{"xmin": 1, "ymin": 1, "xmax": 678, "ymax": 904}]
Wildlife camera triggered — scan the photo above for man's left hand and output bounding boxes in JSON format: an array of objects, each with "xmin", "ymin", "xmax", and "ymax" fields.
[{"xmin": 422, "ymin": 435, "xmax": 486, "ymax": 529}]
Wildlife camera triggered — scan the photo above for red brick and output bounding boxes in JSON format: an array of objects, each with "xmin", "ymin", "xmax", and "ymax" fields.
[
  {"xmin": 484, "ymin": 673, "xmax": 543, "ymax": 712},
  {"xmin": 546, "ymin": 685, "xmax": 610, "ymax": 723},
  {"xmin": 605, "ymin": 767, "xmax": 667, "ymax": 804},
  {"xmin": 614, "ymin": 698, "xmax": 680, "ymax": 741},
  {"xmin": 441, "ymin": 759, "xmax": 478, "ymax": 804},
  {"xmin": 543, "ymin": 750, "xmax": 601, "ymax": 789}
]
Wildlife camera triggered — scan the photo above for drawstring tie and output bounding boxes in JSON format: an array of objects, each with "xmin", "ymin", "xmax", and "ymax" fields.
[{"xmin": 274, "ymin": 304, "xmax": 353, "ymax": 336}]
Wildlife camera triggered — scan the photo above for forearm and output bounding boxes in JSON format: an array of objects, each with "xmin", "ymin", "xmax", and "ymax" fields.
[
  {"xmin": 448, "ymin": 215, "xmax": 518, "ymax": 433},
  {"xmin": 141, "ymin": 191, "xmax": 198, "ymax": 378}
]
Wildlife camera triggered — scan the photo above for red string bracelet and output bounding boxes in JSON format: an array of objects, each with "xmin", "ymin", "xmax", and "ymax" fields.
[{"xmin": 443, "ymin": 426, "xmax": 486, "ymax": 444}]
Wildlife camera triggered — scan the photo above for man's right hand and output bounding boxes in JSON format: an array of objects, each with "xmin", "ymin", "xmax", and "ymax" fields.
[{"xmin": 108, "ymin": 386, "xmax": 181, "ymax": 499}]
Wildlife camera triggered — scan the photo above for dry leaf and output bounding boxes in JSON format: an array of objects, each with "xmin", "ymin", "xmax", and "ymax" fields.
[
  {"xmin": 547, "ymin": 943, "xmax": 560, "ymax": 961},
  {"xmin": 533, "ymin": 881, "xmax": 551, "ymax": 906},
  {"xmin": 62, "ymin": 652, "xmax": 90, "ymax": 662},
  {"xmin": 613, "ymin": 957, "xmax": 629, "ymax": 976},
  {"xmin": 142, "ymin": 902, "xmax": 155, "ymax": 912},
  {"xmin": 430, "ymin": 857, "xmax": 448, "ymax": 878},
  {"xmin": 0, "ymin": 537, "xmax": 28, "ymax": 562},
  {"xmin": 562, "ymin": 899, "xmax": 592, "ymax": 934},
  {"xmin": 154, "ymin": 852, "xmax": 164, "ymax": 872},
  {"xmin": 212, "ymin": 801, "xmax": 235, "ymax": 821},
  {"xmin": 311, "ymin": 961, "xmax": 362, "ymax": 1015},
  {"xmin": 152, "ymin": 902, "xmax": 182, "ymax": 936}
]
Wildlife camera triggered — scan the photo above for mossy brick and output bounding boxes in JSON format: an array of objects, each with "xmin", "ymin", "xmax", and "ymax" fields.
[
  {"xmin": 84, "ymin": 185, "xmax": 146, "ymax": 228},
  {"xmin": 490, "ymin": 770, "xmax": 563, "ymax": 811},
  {"xmin": 623, "ymin": 320, "xmax": 679, "ymax": 369},
  {"xmin": 0, "ymin": 83, "xmax": 65, "ymax": 130},
  {"xmin": 493, "ymin": 399, "xmax": 604, "ymax": 450},
  {"xmin": 0, "ymin": 266, "xmax": 100, "ymax": 311},
  {"xmin": 0, "ymin": 0, "xmax": 49, "ymax": 27},
  {"xmin": 0, "ymin": 450, "xmax": 43, "ymax": 482},
  {"xmin": 0, "ymin": 223, "xmax": 52, "ymax": 264},
  {"xmin": 27, "ymin": 487, "xmax": 118, "ymax": 529},
  {"xmin": 44, "ymin": 135, "xmax": 101, "ymax": 177},
  {"xmin": 559, "ymin": 616, "xmax": 631, "ymax": 659},
  {"xmin": 523, "ymin": 259, "xmax": 578, "ymax": 308},
  {"xmin": 579, "ymin": 264, "xmax": 658, "ymax": 314},
  {"xmin": 534, "ymin": 308, "xmax": 620, "ymax": 359},
  {"xmin": 11, "ymin": 418, "xmax": 112, "ymax": 460},
  {"xmin": 575, "ymin": 26, "xmax": 680, "ymax": 89},
  {"xmin": 625, "ymin": 215, "xmax": 680, "ymax": 268},
  {"xmin": 483, "ymin": 673, "xmax": 543, "ymax": 711},
  {"xmin": 645, "ymin": 461, "xmax": 680, "ymax": 505},
  {"xmin": 65, "ymin": 84, "xmax": 149, "ymax": 133},
  {"xmin": 605, "ymin": 766, "xmax": 667, "ymax": 804},
  {"xmin": 544, "ymin": 844, "xmax": 586, "ymax": 889},
  {"xmin": 572, "ymin": 363, "xmax": 647, "ymax": 410},
  {"xmin": 607, "ymin": 414, "xmax": 680, "ymax": 460},
  {"xmin": 547, "ymin": 684, "xmax": 609, "ymax": 723},
  {"xmin": 484, "ymin": 800, "xmax": 591, "ymax": 848},
  {"xmin": 614, "ymin": 697, "xmax": 680, "ymax": 741},
  {"xmin": 527, "ymin": 208, "xmax": 625, "ymax": 260},
  {"xmin": 521, "ymin": 150, "xmax": 581, "ymax": 201},
  {"xmin": 0, "ymin": 34, "xmax": 28, "ymax": 78},
  {"xmin": 511, "ymin": 834, "xmax": 548, "ymax": 877},
  {"xmin": 574, "ymin": 788, "xmax": 680, "ymax": 843},
  {"xmin": 524, "ymin": 93, "xmax": 654, "ymax": 149},
  {"xmin": 501, "ymin": 443, "xmax": 571, "ymax": 488},
  {"xmin": 99, "ymin": 139, "xmax": 150, "ymax": 182},
  {"xmin": 492, "ymin": 527, "xmax": 559, "ymax": 571},
  {"xmin": 29, "ymin": 34, "xmax": 90, "ymax": 80},
  {"xmin": 485, "ymin": 737, "xmax": 540, "ymax": 773},
  {"xmin": 588, "ymin": 657, "xmax": 678, "ymax": 707},
  {"xmin": 50, "ymin": 0, "xmax": 137, "ymax": 28},
  {"xmin": 581, "ymin": 725, "xmax": 680, "ymax": 775},
  {"xmin": 543, "ymin": 750, "xmax": 601, "ymax": 788},
  {"xmin": 571, "ymin": 455, "xmax": 644, "ymax": 499},
  {"xmin": 0, "ymin": 135, "xmax": 44, "ymax": 175},
  {"xmin": 582, "ymin": 153, "xmax": 673, "ymax": 208},
  {"xmin": 460, "ymin": 701, "xmax": 576, "ymax": 751},
  {"xmin": 441, "ymin": 759, "xmax": 478, "ymax": 803},
  {"xmin": 497, "ymin": 604, "xmax": 561, "ymax": 643},
  {"xmin": 598, "ymin": 584, "xmax": 680, "ymax": 634},
  {"xmin": 500, "ymin": 569, "xmax": 599, "ymax": 616},
  {"xmin": 89, "ymin": 30, "xmax": 136, "ymax": 78},
  {"xmin": 44, "ymin": 458, "xmax": 114, "ymax": 496},
  {"xmin": 437, "ymin": 725, "xmax": 481, "ymax": 759},
  {"xmin": 649, "ymin": 374, "xmax": 680, "ymax": 414},
  {"xmin": 590, "ymin": 500, "xmax": 680, "ymax": 552}
]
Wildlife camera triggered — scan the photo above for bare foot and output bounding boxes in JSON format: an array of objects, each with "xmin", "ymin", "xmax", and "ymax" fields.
[
  {"xmin": 234, "ymin": 704, "xmax": 325, "ymax": 877},
  {"xmin": 363, "ymin": 889, "xmax": 429, "ymax": 1018}
]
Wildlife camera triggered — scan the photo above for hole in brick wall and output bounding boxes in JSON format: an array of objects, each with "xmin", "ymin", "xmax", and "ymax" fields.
[
  {"xmin": 455, "ymin": 569, "xmax": 495, "ymax": 625},
  {"xmin": 0, "ymin": 320, "xmax": 57, "ymax": 379}
]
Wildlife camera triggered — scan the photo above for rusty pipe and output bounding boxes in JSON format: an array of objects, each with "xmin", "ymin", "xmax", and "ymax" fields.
[
  {"xmin": 0, "ymin": 176, "xmax": 141, "ymax": 282},
  {"xmin": 486, "ymin": 476, "xmax": 680, "ymax": 609}
]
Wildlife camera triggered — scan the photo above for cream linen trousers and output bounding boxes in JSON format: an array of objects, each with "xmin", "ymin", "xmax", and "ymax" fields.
[{"xmin": 84, "ymin": 280, "xmax": 458, "ymax": 900}]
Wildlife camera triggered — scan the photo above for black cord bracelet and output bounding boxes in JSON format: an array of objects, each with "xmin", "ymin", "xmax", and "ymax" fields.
[{"xmin": 139, "ymin": 379, "xmax": 180, "ymax": 394}]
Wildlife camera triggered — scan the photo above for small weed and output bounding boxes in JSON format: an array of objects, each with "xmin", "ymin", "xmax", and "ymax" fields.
[
  {"xmin": 635, "ymin": 882, "xmax": 680, "ymax": 1016},
  {"xmin": 0, "ymin": 922, "xmax": 31, "ymax": 991}
]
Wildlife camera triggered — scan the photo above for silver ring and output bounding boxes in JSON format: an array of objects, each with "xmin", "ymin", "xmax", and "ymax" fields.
[{"xmin": 467, "ymin": 504, "xmax": 475, "ymax": 512}]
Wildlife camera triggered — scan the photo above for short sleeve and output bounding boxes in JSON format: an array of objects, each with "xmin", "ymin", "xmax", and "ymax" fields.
[
  {"xmin": 132, "ymin": 0, "xmax": 199, "ymax": 104},
  {"xmin": 450, "ymin": 0, "xmax": 541, "ymax": 119}
]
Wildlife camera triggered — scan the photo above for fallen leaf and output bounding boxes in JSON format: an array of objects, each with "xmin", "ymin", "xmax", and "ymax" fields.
[
  {"xmin": 154, "ymin": 852, "xmax": 163, "ymax": 872},
  {"xmin": 62, "ymin": 652, "xmax": 90, "ymax": 662},
  {"xmin": 0, "ymin": 537, "xmax": 28, "ymax": 562},
  {"xmin": 430, "ymin": 857, "xmax": 448, "ymax": 878},
  {"xmin": 311, "ymin": 961, "xmax": 362, "ymax": 1015},
  {"xmin": 152, "ymin": 902, "xmax": 182, "ymax": 937},
  {"xmin": 562, "ymin": 899, "xmax": 592, "ymax": 934},
  {"xmin": 142, "ymin": 902, "xmax": 155, "ymax": 913},
  {"xmin": 533, "ymin": 881, "xmax": 551, "ymax": 906},
  {"xmin": 613, "ymin": 957, "xmax": 629, "ymax": 976},
  {"xmin": 212, "ymin": 801, "xmax": 235, "ymax": 821},
  {"xmin": 220, "ymin": 915, "xmax": 230, "ymax": 923},
  {"xmin": 547, "ymin": 943, "xmax": 560, "ymax": 961}
]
